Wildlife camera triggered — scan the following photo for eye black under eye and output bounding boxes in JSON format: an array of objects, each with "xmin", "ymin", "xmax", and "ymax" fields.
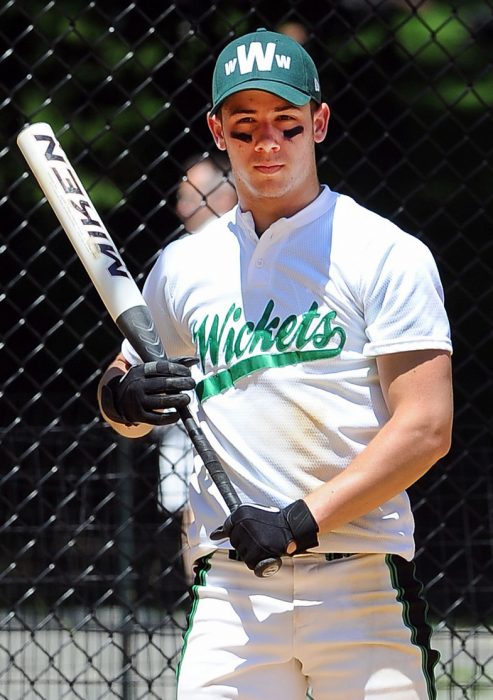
[
  {"xmin": 231, "ymin": 132, "xmax": 252, "ymax": 143},
  {"xmin": 283, "ymin": 125, "xmax": 304, "ymax": 139}
]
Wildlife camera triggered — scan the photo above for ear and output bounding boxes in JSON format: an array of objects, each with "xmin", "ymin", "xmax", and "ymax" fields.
[
  {"xmin": 313, "ymin": 102, "xmax": 330, "ymax": 144},
  {"xmin": 207, "ymin": 112, "xmax": 227, "ymax": 151}
]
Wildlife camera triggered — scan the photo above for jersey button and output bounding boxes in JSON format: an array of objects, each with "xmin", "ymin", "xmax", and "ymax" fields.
[{"xmin": 255, "ymin": 258, "xmax": 264, "ymax": 268}]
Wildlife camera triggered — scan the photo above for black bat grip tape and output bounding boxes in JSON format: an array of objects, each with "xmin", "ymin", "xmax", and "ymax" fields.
[
  {"xmin": 181, "ymin": 410, "xmax": 282, "ymax": 577},
  {"xmin": 116, "ymin": 306, "xmax": 283, "ymax": 578},
  {"xmin": 180, "ymin": 408, "xmax": 282, "ymax": 577},
  {"xmin": 178, "ymin": 407, "xmax": 241, "ymax": 512}
]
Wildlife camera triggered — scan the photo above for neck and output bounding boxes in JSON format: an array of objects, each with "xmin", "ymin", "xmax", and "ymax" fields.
[{"xmin": 239, "ymin": 181, "xmax": 322, "ymax": 236}]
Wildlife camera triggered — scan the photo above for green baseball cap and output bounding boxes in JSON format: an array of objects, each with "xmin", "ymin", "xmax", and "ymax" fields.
[{"xmin": 210, "ymin": 28, "xmax": 321, "ymax": 115}]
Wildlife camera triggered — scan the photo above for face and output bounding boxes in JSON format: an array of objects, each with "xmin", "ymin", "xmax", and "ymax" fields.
[
  {"xmin": 175, "ymin": 160, "xmax": 237, "ymax": 233},
  {"xmin": 207, "ymin": 90, "xmax": 329, "ymax": 218}
]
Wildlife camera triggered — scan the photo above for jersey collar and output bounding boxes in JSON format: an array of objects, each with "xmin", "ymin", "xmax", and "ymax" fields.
[{"xmin": 236, "ymin": 185, "xmax": 336, "ymax": 240}]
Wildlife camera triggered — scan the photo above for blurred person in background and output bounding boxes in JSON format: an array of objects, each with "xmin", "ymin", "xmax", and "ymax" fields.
[
  {"xmin": 156, "ymin": 154, "xmax": 237, "ymax": 579},
  {"xmin": 97, "ymin": 153, "xmax": 237, "ymax": 590},
  {"xmin": 276, "ymin": 20, "xmax": 309, "ymax": 45},
  {"xmin": 175, "ymin": 153, "xmax": 238, "ymax": 235}
]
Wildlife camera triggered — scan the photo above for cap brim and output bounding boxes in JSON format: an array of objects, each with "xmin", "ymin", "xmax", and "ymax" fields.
[{"xmin": 210, "ymin": 80, "xmax": 311, "ymax": 115}]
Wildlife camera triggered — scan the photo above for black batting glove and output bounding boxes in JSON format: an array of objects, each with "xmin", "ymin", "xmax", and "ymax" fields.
[
  {"xmin": 101, "ymin": 357, "xmax": 198, "ymax": 426},
  {"xmin": 210, "ymin": 500, "xmax": 319, "ymax": 572}
]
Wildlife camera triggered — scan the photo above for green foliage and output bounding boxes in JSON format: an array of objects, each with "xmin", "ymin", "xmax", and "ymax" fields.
[
  {"xmin": 392, "ymin": 5, "xmax": 472, "ymax": 63},
  {"xmin": 325, "ymin": 0, "xmax": 491, "ymax": 112},
  {"xmin": 5, "ymin": 0, "xmax": 492, "ymax": 219},
  {"xmin": 391, "ymin": 2, "xmax": 492, "ymax": 111}
]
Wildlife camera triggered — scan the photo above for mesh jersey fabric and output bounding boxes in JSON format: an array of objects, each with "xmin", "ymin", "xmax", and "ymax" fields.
[{"xmin": 122, "ymin": 186, "xmax": 452, "ymax": 562}]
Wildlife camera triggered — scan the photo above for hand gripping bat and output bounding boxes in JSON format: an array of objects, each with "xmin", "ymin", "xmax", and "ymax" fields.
[{"xmin": 17, "ymin": 122, "xmax": 281, "ymax": 579}]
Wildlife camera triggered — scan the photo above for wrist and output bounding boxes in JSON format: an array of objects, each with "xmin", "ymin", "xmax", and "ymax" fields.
[
  {"xmin": 284, "ymin": 499, "xmax": 319, "ymax": 553},
  {"xmin": 99, "ymin": 377, "xmax": 152, "ymax": 437},
  {"xmin": 100, "ymin": 376, "xmax": 130, "ymax": 425}
]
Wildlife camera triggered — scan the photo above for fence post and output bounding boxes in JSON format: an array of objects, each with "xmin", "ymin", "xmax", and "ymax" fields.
[{"xmin": 116, "ymin": 435, "xmax": 135, "ymax": 700}]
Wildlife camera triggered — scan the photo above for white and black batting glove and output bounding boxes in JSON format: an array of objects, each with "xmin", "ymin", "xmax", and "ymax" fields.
[
  {"xmin": 101, "ymin": 357, "xmax": 197, "ymax": 426},
  {"xmin": 210, "ymin": 500, "xmax": 319, "ymax": 572}
]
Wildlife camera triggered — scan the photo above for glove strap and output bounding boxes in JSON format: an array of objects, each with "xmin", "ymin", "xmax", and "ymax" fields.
[{"xmin": 284, "ymin": 499, "xmax": 319, "ymax": 553}]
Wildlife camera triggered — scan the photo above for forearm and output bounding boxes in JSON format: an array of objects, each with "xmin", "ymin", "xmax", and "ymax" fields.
[
  {"xmin": 306, "ymin": 349, "xmax": 453, "ymax": 535},
  {"xmin": 305, "ymin": 410, "xmax": 451, "ymax": 535},
  {"xmin": 97, "ymin": 353, "xmax": 153, "ymax": 439}
]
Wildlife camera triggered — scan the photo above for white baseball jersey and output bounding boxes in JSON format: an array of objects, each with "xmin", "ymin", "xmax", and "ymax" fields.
[{"xmin": 122, "ymin": 185, "xmax": 452, "ymax": 563}]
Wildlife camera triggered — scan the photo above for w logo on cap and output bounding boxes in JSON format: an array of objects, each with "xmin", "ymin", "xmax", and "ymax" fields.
[
  {"xmin": 210, "ymin": 29, "xmax": 321, "ymax": 115},
  {"xmin": 224, "ymin": 42, "xmax": 292, "ymax": 76}
]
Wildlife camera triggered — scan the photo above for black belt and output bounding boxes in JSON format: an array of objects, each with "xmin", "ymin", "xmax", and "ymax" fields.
[
  {"xmin": 228, "ymin": 550, "xmax": 355, "ymax": 563},
  {"xmin": 324, "ymin": 552, "xmax": 355, "ymax": 562}
]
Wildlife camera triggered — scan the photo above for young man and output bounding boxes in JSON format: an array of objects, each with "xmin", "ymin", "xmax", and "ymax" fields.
[{"xmin": 98, "ymin": 28, "xmax": 453, "ymax": 700}]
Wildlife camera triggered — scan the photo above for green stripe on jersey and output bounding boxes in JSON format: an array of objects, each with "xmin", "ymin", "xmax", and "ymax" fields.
[{"xmin": 196, "ymin": 347, "xmax": 343, "ymax": 401}]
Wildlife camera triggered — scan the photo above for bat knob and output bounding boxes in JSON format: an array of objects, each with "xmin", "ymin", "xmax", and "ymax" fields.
[{"xmin": 254, "ymin": 556, "xmax": 282, "ymax": 578}]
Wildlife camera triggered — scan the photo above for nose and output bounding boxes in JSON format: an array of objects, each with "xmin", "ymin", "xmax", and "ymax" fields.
[{"xmin": 254, "ymin": 124, "xmax": 281, "ymax": 153}]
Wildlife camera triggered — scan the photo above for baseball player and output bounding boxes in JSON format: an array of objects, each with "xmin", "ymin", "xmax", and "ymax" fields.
[{"xmin": 98, "ymin": 28, "xmax": 453, "ymax": 700}]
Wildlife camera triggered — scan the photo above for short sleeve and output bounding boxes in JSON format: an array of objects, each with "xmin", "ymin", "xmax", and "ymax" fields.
[{"xmin": 362, "ymin": 236, "xmax": 452, "ymax": 357}]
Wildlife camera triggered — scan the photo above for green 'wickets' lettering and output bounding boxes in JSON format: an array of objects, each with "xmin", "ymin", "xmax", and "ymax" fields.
[{"xmin": 191, "ymin": 299, "xmax": 346, "ymax": 400}]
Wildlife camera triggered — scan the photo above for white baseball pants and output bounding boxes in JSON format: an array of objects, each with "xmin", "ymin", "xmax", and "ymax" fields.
[{"xmin": 176, "ymin": 551, "xmax": 439, "ymax": 700}]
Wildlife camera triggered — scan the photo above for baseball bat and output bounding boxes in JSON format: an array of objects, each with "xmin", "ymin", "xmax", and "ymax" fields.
[{"xmin": 17, "ymin": 122, "xmax": 281, "ymax": 579}]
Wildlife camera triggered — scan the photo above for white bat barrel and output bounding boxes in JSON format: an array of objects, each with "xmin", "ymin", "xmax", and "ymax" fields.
[{"xmin": 17, "ymin": 122, "xmax": 144, "ymax": 324}]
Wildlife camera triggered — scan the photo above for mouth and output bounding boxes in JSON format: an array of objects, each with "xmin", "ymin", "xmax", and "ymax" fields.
[{"xmin": 253, "ymin": 164, "xmax": 284, "ymax": 175}]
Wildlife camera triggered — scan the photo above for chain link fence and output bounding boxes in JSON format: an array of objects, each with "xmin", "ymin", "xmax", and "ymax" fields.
[{"xmin": 1, "ymin": 1, "xmax": 492, "ymax": 697}]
